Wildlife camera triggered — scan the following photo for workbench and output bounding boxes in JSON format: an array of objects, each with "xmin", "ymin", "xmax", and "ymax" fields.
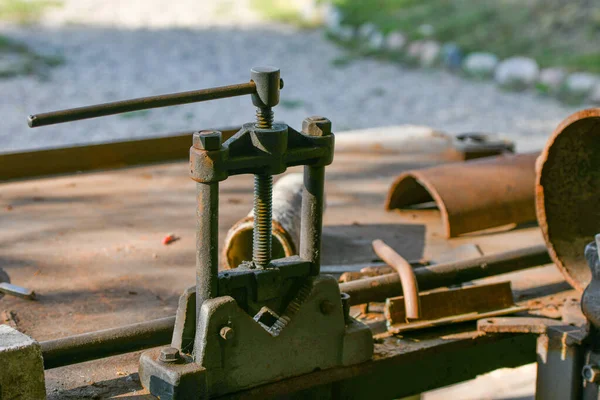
[{"xmin": 0, "ymin": 134, "xmax": 573, "ymax": 399}]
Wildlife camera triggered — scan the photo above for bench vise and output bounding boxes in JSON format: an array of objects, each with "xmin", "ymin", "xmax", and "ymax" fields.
[{"xmin": 28, "ymin": 67, "xmax": 373, "ymax": 399}]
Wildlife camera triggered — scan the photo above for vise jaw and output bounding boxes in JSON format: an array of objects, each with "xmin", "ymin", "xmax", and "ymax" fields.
[{"xmin": 139, "ymin": 275, "xmax": 372, "ymax": 398}]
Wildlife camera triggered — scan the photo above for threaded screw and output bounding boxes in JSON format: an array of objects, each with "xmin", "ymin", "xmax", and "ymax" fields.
[
  {"xmin": 255, "ymin": 107, "xmax": 274, "ymax": 129},
  {"xmin": 252, "ymin": 107, "xmax": 274, "ymax": 268}
]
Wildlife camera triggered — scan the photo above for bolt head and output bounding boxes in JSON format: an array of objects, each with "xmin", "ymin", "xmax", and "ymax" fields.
[
  {"xmin": 302, "ymin": 116, "xmax": 332, "ymax": 137},
  {"xmin": 583, "ymin": 365, "xmax": 600, "ymax": 383},
  {"xmin": 193, "ymin": 130, "xmax": 222, "ymax": 150},
  {"xmin": 320, "ymin": 300, "xmax": 335, "ymax": 315},
  {"xmin": 220, "ymin": 326, "xmax": 235, "ymax": 341},
  {"xmin": 159, "ymin": 347, "xmax": 180, "ymax": 363}
]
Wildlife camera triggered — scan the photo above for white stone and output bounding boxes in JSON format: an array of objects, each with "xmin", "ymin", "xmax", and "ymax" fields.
[
  {"xmin": 368, "ymin": 31, "xmax": 385, "ymax": 50},
  {"xmin": 494, "ymin": 56, "xmax": 539, "ymax": 88},
  {"xmin": 463, "ymin": 52, "xmax": 499, "ymax": 78},
  {"xmin": 565, "ymin": 73, "xmax": 598, "ymax": 96},
  {"xmin": 419, "ymin": 40, "xmax": 441, "ymax": 67},
  {"xmin": 589, "ymin": 83, "xmax": 600, "ymax": 104},
  {"xmin": 358, "ymin": 23, "xmax": 377, "ymax": 40},
  {"xmin": 406, "ymin": 40, "xmax": 424, "ymax": 62},
  {"xmin": 538, "ymin": 68, "xmax": 567, "ymax": 91},
  {"xmin": 385, "ymin": 31, "xmax": 406, "ymax": 51},
  {"xmin": 337, "ymin": 26, "xmax": 354, "ymax": 42},
  {"xmin": 323, "ymin": 4, "xmax": 342, "ymax": 31}
]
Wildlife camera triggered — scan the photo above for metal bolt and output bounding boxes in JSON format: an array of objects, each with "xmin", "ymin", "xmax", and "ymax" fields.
[
  {"xmin": 220, "ymin": 326, "xmax": 235, "ymax": 341},
  {"xmin": 193, "ymin": 130, "xmax": 222, "ymax": 151},
  {"xmin": 302, "ymin": 116, "xmax": 332, "ymax": 137},
  {"xmin": 320, "ymin": 300, "xmax": 335, "ymax": 315},
  {"xmin": 159, "ymin": 347, "xmax": 180, "ymax": 363},
  {"xmin": 583, "ymin": 364, "xmax": 600, "ymax": 383}
]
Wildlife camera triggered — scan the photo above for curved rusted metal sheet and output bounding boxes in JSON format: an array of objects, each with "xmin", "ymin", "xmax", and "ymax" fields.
[
  {"xmin": 385, "ymin": 152, "xmax": 538, "ymax": 238},
  {"xmin": 536, "ymin": 108, "xmax": 600, "ymax": 292}
]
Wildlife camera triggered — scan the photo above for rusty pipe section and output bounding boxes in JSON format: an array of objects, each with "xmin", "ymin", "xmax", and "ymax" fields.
[
  {"xmin": 372, "ymin": 240, "xmax": 420, "ymax": 320},
  {"xmin": 536, "ymin": 108, "xmax": 600, "ymax": 292},
  {"xmin": 385, "ymin": 152, "xmax": 538, "ymax": 238},
  {"xmin": 222, "ymin": 173, "xmax": 326, "ymax": 269},
  {"xmin": 341, "ymin": 244, "xmax": 551, "ymax": 306}
]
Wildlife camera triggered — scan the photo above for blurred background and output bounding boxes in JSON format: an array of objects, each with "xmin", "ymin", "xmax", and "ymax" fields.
[{"xmin": 1, "ymin": 0, "xmax": 598, "ymax": 153}]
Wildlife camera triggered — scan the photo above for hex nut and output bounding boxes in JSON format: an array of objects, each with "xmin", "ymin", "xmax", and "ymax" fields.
[
  {"xmin": 220, "ymin": 326, "xmax": 235, "ymax": 341},
  {"xmin": 320, "ymin": 300, "xmax": 335, "ymax": 315},
  {"xmin": 159, "ymin": 347, "xmax": 180, "ymax": 363},
  {"xmin": 583, "ymin": 365, "xmax": 600, "ymax": 383},
  {"xmin": 302, "ymin": 116, "xmax": 332, "ymax": 137},
  {"xmin": 193, "ymin": 130, "xmax": 222, "ymax": 151}
]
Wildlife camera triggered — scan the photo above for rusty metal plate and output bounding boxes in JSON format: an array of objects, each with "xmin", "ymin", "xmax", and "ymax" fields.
[
  {"xmin": 385, "ymin": 153, "xmax": 538, "ymax": 238},
  {"xmin": 384, "ymin": 281, "xmax": 526, "ymax": 333},
  {"xmin": 536, "ymin": 108, "xmax": 600, "ymax": 292}
]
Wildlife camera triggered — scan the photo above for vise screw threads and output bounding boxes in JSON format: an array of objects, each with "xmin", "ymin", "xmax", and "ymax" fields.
[{"xmin": 253, "ymin": 106, "xmax": 274, "ymax": 268}]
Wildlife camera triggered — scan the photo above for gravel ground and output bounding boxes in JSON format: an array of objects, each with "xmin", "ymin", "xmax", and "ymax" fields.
[{"xmin": 0, "ymin": 0, "xmax": 584, "ymax": 153}]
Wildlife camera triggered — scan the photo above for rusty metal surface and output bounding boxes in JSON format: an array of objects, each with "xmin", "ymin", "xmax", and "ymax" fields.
[
  {"xmin": 536, "ymin": 108, "xmax": 600, "ymax": 292},
  {"xmin": 477, "ymin": 317, "xmax": 563, "ymax": 334},
  {"xmin": 386, "ymin": 152, "xmax": 539, "ymax": 238},
  {"xmin": 384, "ymin": 281, "xmax": 524, "ymax": 334}
]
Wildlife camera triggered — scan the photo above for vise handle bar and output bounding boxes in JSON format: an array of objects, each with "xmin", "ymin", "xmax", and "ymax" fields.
[{"xmin": 28, "ymin": 79, "xmax": 282, "ymax": 128}]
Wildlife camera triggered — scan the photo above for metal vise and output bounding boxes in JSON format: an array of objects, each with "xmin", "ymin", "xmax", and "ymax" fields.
[{"xmin": 28, "ymin": 67, "xmax": 373, "ymax": 399}]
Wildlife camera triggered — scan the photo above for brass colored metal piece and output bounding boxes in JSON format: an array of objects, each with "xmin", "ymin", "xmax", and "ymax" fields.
[{"xmin": 219, "ymin": 326, "xmax": 235, "ymax": 341}]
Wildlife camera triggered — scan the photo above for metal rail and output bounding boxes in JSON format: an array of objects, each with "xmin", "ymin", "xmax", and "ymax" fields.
[
  {"xmin": 39, "ymin": 245, "xmax": 550, "ymax": 369},
  {"xmin": 28, "ymin": 82, "xmax": 260, "ymax": 127},
  {"xmin": 40, "ymin": 316, "xmax": 175, "ymax": 369},
  {"xmin": 342, "ymin": 244, "xmax": 552, "ymax": 306}
]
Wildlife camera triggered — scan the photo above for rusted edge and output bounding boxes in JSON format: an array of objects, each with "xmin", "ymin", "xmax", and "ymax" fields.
[
  {"xmin": 222, "ymin": 216, "xmax": 296, "ymax": 269},
  {"xmin": 385, "ymin": 171, "xmax": 453, "ymax": 237},
  {"xmin": 535, "ymin": 108, "xmax": 600, "ymax": 292},
  {"xmin": 477, "ymin": 317, "xmax": 563, "ymax": 335}
]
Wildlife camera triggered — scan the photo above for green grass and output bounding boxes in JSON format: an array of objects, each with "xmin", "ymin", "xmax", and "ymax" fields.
[
  {"xmin": 251, "ymin": 0, "xmax": 320, "ymax": 29},
  {"xmin": 0, "ymin": 1, "xmax": 64, "ymax": 78},
  {"xmin": 332, "ymin": 0, "xmax": 600, "ymax": 73},
  {"xmin": 0, "ymin": 0, "xmax": 62, "ymax": 24}
]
